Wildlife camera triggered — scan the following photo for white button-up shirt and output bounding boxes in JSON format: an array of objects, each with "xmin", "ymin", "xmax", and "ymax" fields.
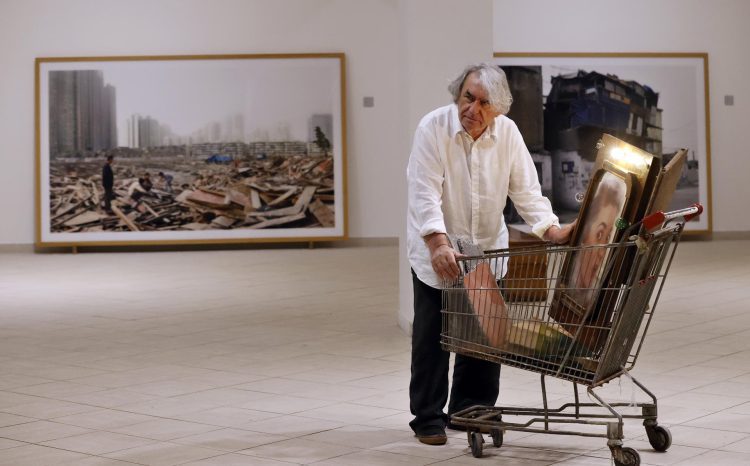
[{"xmin": 407, "ymin": 104, "xmax": 559, "ymax": 288}]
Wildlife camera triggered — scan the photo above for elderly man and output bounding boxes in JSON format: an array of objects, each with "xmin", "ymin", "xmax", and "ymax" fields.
[{"xmin": 406, "ymin": 63, "xmax": 573, "ymax": 445}]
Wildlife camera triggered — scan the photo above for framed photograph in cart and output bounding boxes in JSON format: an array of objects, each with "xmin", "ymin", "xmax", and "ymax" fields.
[
  {"xmin": 550, "ymin": 135, "xmax": 655, "ymax": 351},
  {"xmin": 494, "ymin": 52, "xmax": 711, "ymax": 234},
  {"xmin": 35, "ymin": 53, "xmax": 347, "ymax": 247},
  {"xmin": 560, "ymin": 169, "xmax": 631, "ymax": 315}
]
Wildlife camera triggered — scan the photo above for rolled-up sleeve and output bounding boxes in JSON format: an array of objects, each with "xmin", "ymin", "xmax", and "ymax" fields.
[{"xmin": 407, "ymin": 125, "xmax": 446, "ymax": 238}]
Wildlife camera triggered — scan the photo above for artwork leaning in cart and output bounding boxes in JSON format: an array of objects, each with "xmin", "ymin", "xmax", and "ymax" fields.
[
  {"xmin": 550, "ymin": 134, "xmax": 655, "ymax": 352},
  {"xmin": 36, "ymin": 54, "xmax": 347, "ymax": 246},
  {"xmin": 562, "ymin": 170, "xmax": 628, "ymax": 313}
]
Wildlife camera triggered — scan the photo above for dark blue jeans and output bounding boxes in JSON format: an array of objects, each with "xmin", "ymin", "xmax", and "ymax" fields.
[{"xmin": 409, "ymin": 269, "xmax": 501, "ymax": 434}]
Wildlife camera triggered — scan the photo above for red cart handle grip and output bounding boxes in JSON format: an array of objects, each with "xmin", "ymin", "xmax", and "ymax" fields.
[
  {"xmin": 683, "ymin": 203, "xmax": 704, "ymax": 222},
  {"xmin": 642, "ymin": 204, "xmax": 703, "ymax": 232}
]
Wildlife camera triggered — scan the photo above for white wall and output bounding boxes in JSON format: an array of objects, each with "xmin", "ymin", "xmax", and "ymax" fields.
[
  {"xmin": 494, "ymin": 0, "xmax": 750, "ymax": 232},
  {"xmin": 0, "ymin": 0, "xmax": 402, "ymax": 244},
  {"xmin": 396, "ymin": 0, "xmax": 493, "ymax": 333}
]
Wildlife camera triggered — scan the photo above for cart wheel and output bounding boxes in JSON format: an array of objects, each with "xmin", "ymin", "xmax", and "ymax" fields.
[
  {"xmin": 646, "ymin": 425, "xmax": 672, "ymax": 452},
  {"xmin": 491, "ymin": 429, "xmax": 503, "ymax": 448},
  {"xmin": 613, "ymin": 446, "xmax": 640, "ymax": 466},
  {"xmin": 469, "ymin": 431, "xmax": 484, "ymax": 458}
]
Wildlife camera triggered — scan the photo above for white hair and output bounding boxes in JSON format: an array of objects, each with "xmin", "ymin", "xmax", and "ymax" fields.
[{"xmin": 448, "ymin": 63, "xmax": 513, "ymax": 114}]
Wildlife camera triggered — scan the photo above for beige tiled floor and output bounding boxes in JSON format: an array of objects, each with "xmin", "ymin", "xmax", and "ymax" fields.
[{"xmin": 1, "ymin": 239, "xmax": 749, "ymax": 465}]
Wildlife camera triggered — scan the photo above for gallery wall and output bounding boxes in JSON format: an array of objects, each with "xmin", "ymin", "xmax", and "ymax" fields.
[
  {"xmin": 395, "ymin": 0, "xmax": 493, "ymax": 333},
  {"xmin": 3, "ymin": 0, "xmax": 746, "ymax": 248},
  {"xmin": 0, "ymin": 0, "xmax": 403, "ymax": 244}
]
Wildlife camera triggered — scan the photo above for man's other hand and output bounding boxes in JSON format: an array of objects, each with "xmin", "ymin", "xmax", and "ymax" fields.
[{"xmin": 544, "ymin": 220, "xmax": 577, "ymax": 245}]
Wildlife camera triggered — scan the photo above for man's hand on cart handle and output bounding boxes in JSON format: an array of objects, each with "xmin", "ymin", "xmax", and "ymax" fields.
[
  {"xmin": 425, "ymin": 233, "xmax": 464, "ymax": 281},
  {"xmin": 544, "ymin": 220, "xmax": 577, "ymax": 245}
]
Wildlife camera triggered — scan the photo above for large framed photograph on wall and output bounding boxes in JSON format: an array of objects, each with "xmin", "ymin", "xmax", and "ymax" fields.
[
  {"xmin": 35, "ymin": 53, "xmax": 347, "ymax": 247},
  {"xmin": 494, "ymin": 52, "xmax": 711, "ymax": 234}
]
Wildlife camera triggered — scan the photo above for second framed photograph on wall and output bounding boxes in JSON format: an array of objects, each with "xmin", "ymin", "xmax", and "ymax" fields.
[
  {"xmin": 36, "ymin": 53, "xmax": 347, "ymax": 247},
  {"xmin": 495, "ymin": 52, "xmax": 711, "ymax": 234}
]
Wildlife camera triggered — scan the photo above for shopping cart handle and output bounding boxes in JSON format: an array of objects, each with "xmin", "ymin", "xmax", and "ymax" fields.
[
  {"xmin": 642, "ymin": 204, "xmax": 703, "ymax": 232},
  {"xmin": 684, "ymin": 203, "xmax": 704, "ymax": 222}
]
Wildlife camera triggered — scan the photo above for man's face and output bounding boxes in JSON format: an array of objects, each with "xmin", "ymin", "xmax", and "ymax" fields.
[{"xmin": 457, "ymin": 72, "xmax": 501, "ymax": 139}]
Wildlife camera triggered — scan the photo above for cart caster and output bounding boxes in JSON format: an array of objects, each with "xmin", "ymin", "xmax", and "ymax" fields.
[
  {"xmin": 612, "ymin": 446, "xmax": 640, "ymax": 466},
  {"xmin": 645, "ymin": 424, "xmax": 672, "ymax": 452},
  {"xmin": 491, "ymin": 428, "xmax": 503, "ymax": 448},
  {"xmin": 468, "ymin": 431, "xmax": 484, "ymax": 458}
]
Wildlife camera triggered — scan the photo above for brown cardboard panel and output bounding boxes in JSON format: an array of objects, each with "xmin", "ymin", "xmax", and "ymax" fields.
[
  {"xmin": 463, "ymin": 262, "xmax": 510, "ymax": 348},
  {"xmin": 646, "ymin": 149, "xmax": 688, "ymax": 215}
]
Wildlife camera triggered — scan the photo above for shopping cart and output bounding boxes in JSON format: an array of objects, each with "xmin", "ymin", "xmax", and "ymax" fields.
[{"xmin": 441, "ymin": 205, "xmax": 702, "ymax": 466}]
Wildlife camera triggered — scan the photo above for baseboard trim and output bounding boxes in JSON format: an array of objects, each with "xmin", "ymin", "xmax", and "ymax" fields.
[
  {"xmin": 710, "ymin": 231, "xmax": 750, "ymax": 240},
  {"xmin": 0, "ymin": 237, "xmax": 398, "ymax": 254},
  {"xmin": 332, "ymin": 237, "xmax": 398, "ymax": 247},
  {"xmin": 0, "ymin": 244, "xmax": 34, "ymax": 253}
]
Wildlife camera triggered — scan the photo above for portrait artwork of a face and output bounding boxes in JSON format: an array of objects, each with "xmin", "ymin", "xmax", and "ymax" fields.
[{"xmin": 563, "ymin": 171, "xmax": 628, "ymax": 313}]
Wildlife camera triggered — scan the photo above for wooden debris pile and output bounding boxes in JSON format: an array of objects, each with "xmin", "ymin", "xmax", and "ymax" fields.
[{"xmin": 49, "ymin": 155, "xmax": 336, "ymax": 233}]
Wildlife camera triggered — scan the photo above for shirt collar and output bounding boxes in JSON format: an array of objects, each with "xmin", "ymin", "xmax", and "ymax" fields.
[
  {"xmin": 450, "ymin": 104, "xmax": 499, "ymax": 143},
  {"xmin": 449, "ymin": 104, "xmax": 463, "ymax": 138}
]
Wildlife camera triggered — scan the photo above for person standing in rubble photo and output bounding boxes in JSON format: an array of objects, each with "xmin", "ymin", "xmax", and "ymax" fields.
[
  {"xmin": 406, "ymin": 63, "xmax": 575, "ymax": 446},
  {"xmin": 102, "ymin": 155, "xmax": 115, "ymax": 213}
]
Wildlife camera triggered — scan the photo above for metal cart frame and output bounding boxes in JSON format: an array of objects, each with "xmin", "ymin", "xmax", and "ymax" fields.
[{"xmin": 441, "ymin": 206, "xmax": 701, "ymax": 466}]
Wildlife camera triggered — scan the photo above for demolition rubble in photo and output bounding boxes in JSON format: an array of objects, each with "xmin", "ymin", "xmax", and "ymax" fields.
[{"xmin": 49, "ymin": 143, "xmax": 336, "ymax": 233}]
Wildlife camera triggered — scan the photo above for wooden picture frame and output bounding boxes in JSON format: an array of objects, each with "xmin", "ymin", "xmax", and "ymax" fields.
[
  {"xmin": 35, "ymin": 53, "xmax": 347, "ymax": 247},
  {"xmin": 550, "ymin": 135, "xmax": 655, "ymax": 351},
  {"xmin": 494, "ymin": 52, "xmax": 711, "ymax": 234},
  {"xmin": 558, "ymin": 166, "xmax": 634, "ymax": 319}
]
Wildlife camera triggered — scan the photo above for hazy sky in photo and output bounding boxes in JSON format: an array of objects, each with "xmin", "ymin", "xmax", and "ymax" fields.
[{"xmin": 87, "ymin": 58, "xmax": 339, "ymax": 145}]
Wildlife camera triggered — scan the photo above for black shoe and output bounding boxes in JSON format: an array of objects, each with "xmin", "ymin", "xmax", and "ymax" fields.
[{"xmin": 415, "ymin": 425, "xmax": 447, "ymax": 445}]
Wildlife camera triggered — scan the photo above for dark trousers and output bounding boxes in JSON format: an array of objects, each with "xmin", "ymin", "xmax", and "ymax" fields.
[
  {"xmin": 409, "ymin": 269, "xmax": 501, "ymax": 434},
  {"xmin": 103, "ymin": 187, "xmax": 114, "ymax": 210}
]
